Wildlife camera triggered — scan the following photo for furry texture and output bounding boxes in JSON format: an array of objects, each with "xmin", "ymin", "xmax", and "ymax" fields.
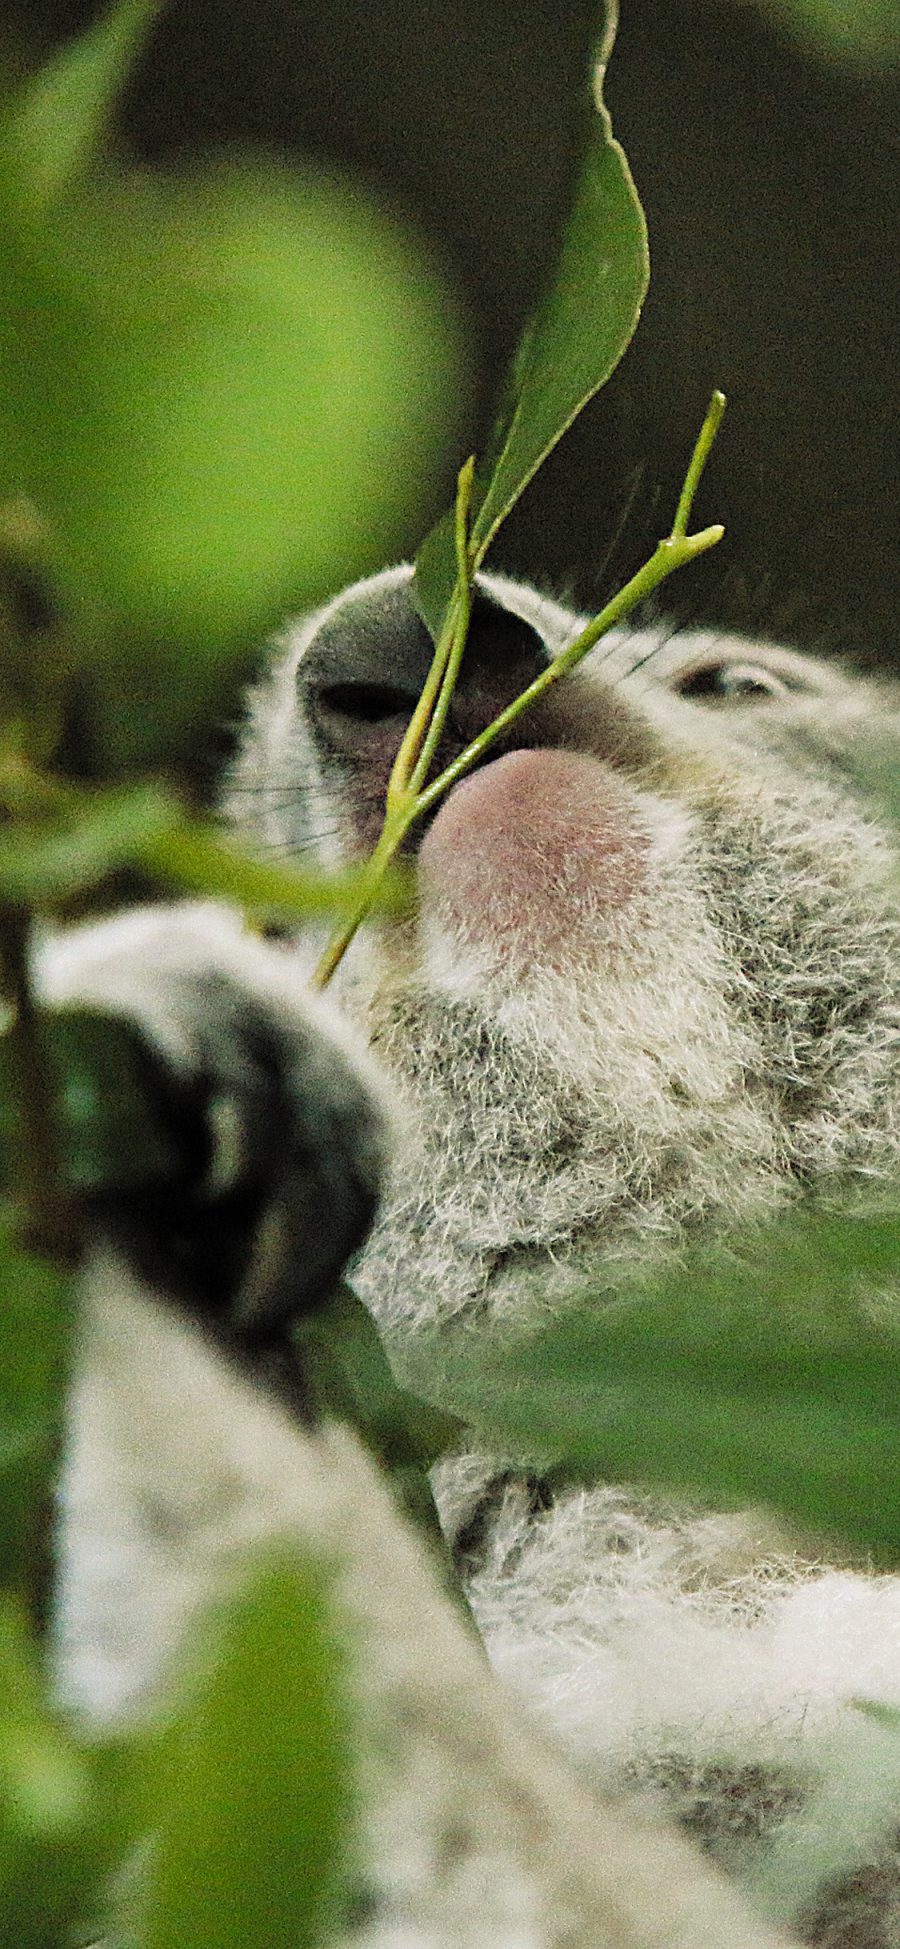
[
  {"xmin": 70, "ymin": 1264, "xmax": 782, "ymax": 1949},
  {"xmin": 231, "ymin": 566, "xmax": 900, "ymax": 1941},
  {"xmin": 50, "ymin": 920, "xmax": 791, "ymax": 1949},
  {"xmin": 55, "ymin": 565, "xmax": 900, "ymax": 1943}
]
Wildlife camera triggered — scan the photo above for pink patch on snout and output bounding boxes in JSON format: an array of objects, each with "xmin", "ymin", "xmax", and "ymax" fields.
[{"xmin": 418, "ymin": 749, "xmax": 649, "ymax": 966}]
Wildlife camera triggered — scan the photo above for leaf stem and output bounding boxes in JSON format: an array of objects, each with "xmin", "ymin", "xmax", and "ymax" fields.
[
  {"xmin": 672, "ymin": 389, "xmax": 726, "ymax": 541},
  {"xmin": 314, "ymin": 392, "xmax": 726, "ymax": 987},
  {"xmin": 312, "ymin": 458, "xmax": 476, "ymax": 988},
  {"xmin": 408, "ymin": 457, "xmax": 475, "ymax": 795},
  {"xmin": 415, "ymin": 520, "xmax": 723, "ymax": 819},
  {"xmin": 312, "ymin": 811, "xmax": 415, "ymax": 989},
  {"xmin": 385, "ymin": 457, "xmax": 475, "ymax": 816}
]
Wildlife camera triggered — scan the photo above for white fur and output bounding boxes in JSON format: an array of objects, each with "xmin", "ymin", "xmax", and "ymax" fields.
[
  {"xmin": 56, "ymin": 568, "xmax": 900, "ymax": 1943},
  {"xmin": 242, "ymin": 569, "xmax": 900, "ymax": 1939}
]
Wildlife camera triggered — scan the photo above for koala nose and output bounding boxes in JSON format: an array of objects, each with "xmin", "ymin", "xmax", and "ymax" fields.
[
  {"xmin": 450, "ymin": 589, "xmax": 552, "ymax": 743},
  {"xmin": 300, "ymin": 571, "xmax": 551, "ymax": 770}
]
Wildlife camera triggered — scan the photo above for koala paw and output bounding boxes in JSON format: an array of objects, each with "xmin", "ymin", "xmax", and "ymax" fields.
[{"xmin": 37, "ymin": 904, "xmax": 391, "ymax": 1361}]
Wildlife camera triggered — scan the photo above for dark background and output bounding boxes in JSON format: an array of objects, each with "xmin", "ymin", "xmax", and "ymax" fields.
[{"xmin": 7, "ymin": 0, "xmax": 898, "ymax": 667}]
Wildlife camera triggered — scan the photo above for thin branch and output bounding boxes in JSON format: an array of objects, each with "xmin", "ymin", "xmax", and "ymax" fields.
[{"xmin": 315, "ymin": 393, "xmax": 727, "ymax": 987}]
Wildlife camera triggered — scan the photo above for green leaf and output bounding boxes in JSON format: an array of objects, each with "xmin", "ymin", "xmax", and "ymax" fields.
[
  {"xmin": 424, "ymin": 1201, "xmax": 900, "ymax": 1563},
  {"xmin": 295, "ymin": 1282, "xmax": 462, "ymax": 1473},
  {"xmin": 293, "ymin": 1284, "xmax": 467, "ymax": 1610},
  {"xmin": 141, "ymin": 820, "xmax": 413, "ymax": 923},
  {"xmin": 0, "ymin": 1598, "xmax": 97, "ymax": 1949},
  {"xmin": 748, "ymin": 1711, "xmax": 900, "ymax": 1928},
  {"xmin": 0, "ymin": 770, "xmax": 411, "ymax": 921},
  {"xmin": 139, "ymin": 1554, "xmax": 355, "ymax": 1949},
  {"xmin": 0, "ymin": 496, "xmax": 72, "ymax": 762},
  {"xmin": 760, "ymin": 0, "xmax": 900, "ymax": 69},
  {"xmin": 854, "ymin": 1700, "xmax": 900, "ymax": 1732},
  {"xmin": 414, "ymin": 4, "xmax": 648, "ymax": 641},
  {"xmin": 0, "ymin": 1216, "xmax": 71, "ymax": 1596},
  {"xmin": 0, "ymin": 0, "xmax": 160, "ymax": 216},
  {"xmin": 840, "ymin": 736, "xmax": 900, "ymax": 856},
  {"xmin": 0, "ymin": 784, "xmax": 179, "ymax": 905},
  {"xmin": 412, "ymin": 507, "xmax": 459, "ymax": 648},
  {"xmin": 0, "ymin": 152, "xmax": 467, "ymax": 771},
  {"xmin": 469, "ymin": 51, "xmax": 648, "ymax": 565}
]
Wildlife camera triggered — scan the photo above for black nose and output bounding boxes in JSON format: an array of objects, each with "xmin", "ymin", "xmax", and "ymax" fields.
[
  {"xmin": 299, "ymin": 571, "xmax": 551, "ymax": 761},
  {"xmin": 455, "ymin": 588, "xmax": 552, "ymax": 740}
]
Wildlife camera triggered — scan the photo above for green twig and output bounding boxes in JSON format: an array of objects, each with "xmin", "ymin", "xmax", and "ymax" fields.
[
  {"xmin": 312, "ymin": 459, "xmax": 476, "ymax": 988},
  {"xmin": 672, "ymin": 389, "xmax": 726, "ymax": 540},
  {"xmin": 408, "ymin": 457, "xmax": 476, "ymax": 796},
  {"xmin": 314, "ymin": 392, "xmax": 727, "ymax": 988},
  {"xmin": 312, "ymin": 818, "xmax": 416, "ymax": 990},
  {"xmin": 416, "ymin": 528, "xmax": 723, "ymax": 817},
  {"xmin": 385, "ymin": 456, "xmax": 476, "ymax": 814}
]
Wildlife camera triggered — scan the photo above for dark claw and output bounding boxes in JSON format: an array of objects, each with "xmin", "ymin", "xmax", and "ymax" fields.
[{"xmin": 63, "ymin": 980, "xmax": 385, "ymax": 1347}]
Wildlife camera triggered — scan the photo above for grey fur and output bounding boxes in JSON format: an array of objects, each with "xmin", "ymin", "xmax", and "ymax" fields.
[
  {"xmin": 234, "ymin": 566, "xmax": 900, "ymax": 1942},
  {"xmin": 55, "ymin": 565, "xmax": 900, "ymax": 1944}
]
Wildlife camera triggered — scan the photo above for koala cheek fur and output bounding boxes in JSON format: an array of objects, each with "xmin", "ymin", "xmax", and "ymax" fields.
[{"xmin": 54, "ymin": 564, "xmax": 900, "ymax": 1945}]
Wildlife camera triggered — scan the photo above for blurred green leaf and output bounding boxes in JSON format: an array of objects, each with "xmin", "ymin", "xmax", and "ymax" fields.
[
  {"xmin": 854, "ymin": 1700, "xmax": 900, "ymax": 1732},
  {"xmin": 0, "ymin": 496, "xmax": 73, "ymax": 761},
  {"xmin": 0, "ymin": 1599, "xmax": 96, "ymax": 1949},
  {"xmin": 139, "ymin": 1554, "xmax": 355, "ymax": 1949},
  {"xmin": 0, "ymin": 759, "xmax": 411, "ymax": 919},
  {"xmin": 752, "ymin": 0, "xmax": 900, "ymax": 69},
  {"xmin": 141, "ymin": 820, "xmax": 413, "ymax": 923},
  {"xmin": 423, "ymin": 1201, "xmax": 900, "ymax": 1562},
  {"xmin": 294, "ymin": 1282, "xmax": 466, "ymax": 1608},
  {"xmin": 0, "ymin": 1215, "xmax": 71, "ymax": 1594},
  {"xmin": 747, "ymin": 1702, "xmax": 900, "ymax": 1929},
  {"xmin": 840, "ymin": 736, "xmax": 900, "ymax": 855},
  {"xmin": 296, "ymin": 1281, "xmax": 462, "ymax": 1474},
  {"xmin": 0, "ymin": 0, "xmax": 159, "ymax": 216},
  {"xmin": 0, "ymin": 133, "xmax": 467, "ymax": 770},
  {"xmin": 414, "ymin": 5, "xmax": 648, "ymax": 641},
  {"xmin": 0, "ymin": 783, "xmax": 178, "ymax": 905}
]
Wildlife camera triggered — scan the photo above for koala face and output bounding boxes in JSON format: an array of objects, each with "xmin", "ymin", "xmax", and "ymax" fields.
[{"xmin": 235, "ymin": 566, "xmax": 900, "ymax": 1337}]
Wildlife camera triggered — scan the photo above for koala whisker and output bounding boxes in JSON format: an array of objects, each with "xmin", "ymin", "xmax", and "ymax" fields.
[
  {"xmin": 253, "ymin": 827, "xmax": 351, "ymax": 859},
  {"xmin": 590, "ymin": 460, "xmax": 653, "ymax": 597},
  {"xmin": 226, "ymin": 773, "xmax": 325, "ymax": 795}
]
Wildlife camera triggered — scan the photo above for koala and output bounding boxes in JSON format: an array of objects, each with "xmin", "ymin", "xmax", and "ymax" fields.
[{"xmin": 52, "ymin": 563, "xmax": 900, "ymax": 1947}]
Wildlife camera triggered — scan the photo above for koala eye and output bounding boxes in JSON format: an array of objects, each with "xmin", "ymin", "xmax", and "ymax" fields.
[
  {"xmin": 674, "ymin": 661, "xmax": 792, "ymax": 703},
  {"xmin": 314, "ymin": 681, "xmax": 416, "ymax": 727}
]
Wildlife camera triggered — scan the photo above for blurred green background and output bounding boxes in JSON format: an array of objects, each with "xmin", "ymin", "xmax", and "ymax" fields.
[{"xmin": 3, "ymin": 0, "xmax": 897, "ymax": 674}]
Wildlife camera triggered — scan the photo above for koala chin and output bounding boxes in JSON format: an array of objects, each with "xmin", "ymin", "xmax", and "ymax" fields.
[{"xmin": 56, "ymin": 564, "xmax": 900, "ymax": 1944}]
